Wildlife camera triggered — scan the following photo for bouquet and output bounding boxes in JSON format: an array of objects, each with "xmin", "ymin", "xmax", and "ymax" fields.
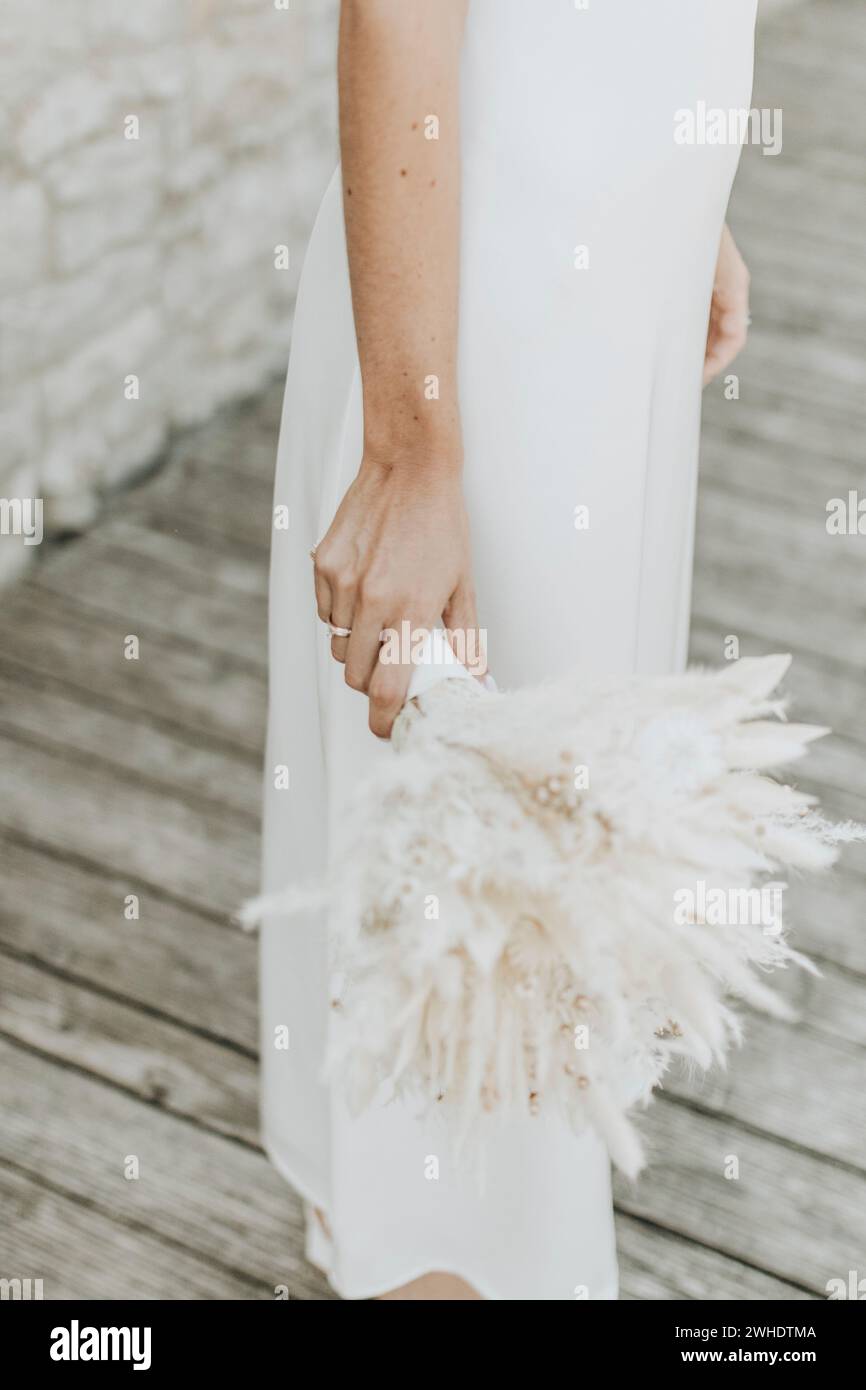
[{"xmin": 245, "ymin": 645, "xmax": 862, "ymax": 1177}]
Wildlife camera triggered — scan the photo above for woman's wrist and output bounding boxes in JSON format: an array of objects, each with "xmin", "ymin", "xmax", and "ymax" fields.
[
  {"xmin": 362, "ymin": 409, "xmax": 463, "ymax": 477},
  {"xmin": 359, "ymin": 445, "xmax": 464, "ymax": 487}
]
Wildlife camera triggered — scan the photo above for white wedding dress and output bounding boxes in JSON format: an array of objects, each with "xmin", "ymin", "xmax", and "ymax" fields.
[{"xmin": 261, "ymin": 0, "xmax": 757, "ymax": 1300}]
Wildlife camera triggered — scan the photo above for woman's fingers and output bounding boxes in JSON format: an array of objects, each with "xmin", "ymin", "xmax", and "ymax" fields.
[
  {"xmin": 344, "ymin": 604, "xmax": 384, "ymax": 694},
  {"xmin": 443, "ymin": 581, "xmax": 486, "ymax": 676},
  {"xmin": 314, "ymin": 545, "xmax": 356, "ymax": 660},
  {"xmin": 328, "ymin": 576, "xmax": 355, "ymax": 661},
  {"xmin": 703, "ymin": 324, "xmax": 727, "ymax": 384},
  {"xmin": 367, "ymin": 652, "xmax": 413, "ymax": 739},
  {"xmin": 313, "ymin": 561, "xmax": 332, "ymax": 626},
  {"xmin": 703, "ymin": 301, "xmax": 749, "ymax": 384},
  {"xmin": 704, "ymin": 225, "xmax": 750, "ymax": 386}
]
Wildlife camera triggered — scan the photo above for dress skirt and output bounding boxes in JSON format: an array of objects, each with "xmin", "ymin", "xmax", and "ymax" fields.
[{"xmin": 260, "ymin": 0, "xmax": 757, "ymax": 1300}]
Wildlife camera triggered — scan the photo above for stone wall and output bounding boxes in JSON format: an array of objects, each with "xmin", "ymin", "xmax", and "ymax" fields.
[{"xmin": 1, "ymin": 0, "xmax": 338, "ymax": 579}]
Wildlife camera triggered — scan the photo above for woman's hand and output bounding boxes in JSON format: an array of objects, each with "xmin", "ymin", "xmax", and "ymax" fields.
[
  {"xmin": 703, "ymin": 224, "xmax": 751, "ymax": 386},
  {"xmin": 313, "ymin": 451, "xmax": 479, "ymax": 738}
]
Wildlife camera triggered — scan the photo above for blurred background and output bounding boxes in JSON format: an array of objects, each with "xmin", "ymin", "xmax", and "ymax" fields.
[
  {"xmin": 0, "ymin": 0, "xmax": 864, "ymax": 1300},
  {"xmin": 1, "ymin": 0, "xmax": 338, "ymax": 566}
]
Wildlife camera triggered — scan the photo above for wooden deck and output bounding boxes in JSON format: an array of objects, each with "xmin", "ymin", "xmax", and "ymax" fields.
[{"xmin": 1, "ymin": 0, "xmax": 864, "ymax": 1300}]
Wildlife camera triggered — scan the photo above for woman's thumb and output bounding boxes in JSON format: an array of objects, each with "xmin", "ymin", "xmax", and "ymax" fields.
[{"xmin": 443, "ymin": 582, "xmax": 487, "ymax": 678}]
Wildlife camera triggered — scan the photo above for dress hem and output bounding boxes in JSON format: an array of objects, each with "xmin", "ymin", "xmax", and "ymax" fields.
[{"xmin": 263, "ymin": 1134, "xmax": 618, "ymax": 1302}]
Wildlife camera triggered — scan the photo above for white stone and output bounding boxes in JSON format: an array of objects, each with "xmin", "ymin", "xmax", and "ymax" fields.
[
  {"xmin": 164, "ymin": 142, "xmax": 224, "ymax": 196},
  {"xmin": 43, "ymin": 132, "xmax": 163, "ymax": 206},
  {"xmin": 134, "ymin": 48, "xmax": 189, "ymax": 104},
  {"xmin": 84, "ymin": 0, "xmax": 182, "ymax": 48},
  {"xmin": 208, "ymin": 292, "xmax": 272, "ymax": 356},
  {"xmin": 0, "ymin": 181, "xmax": 48, "ymax": 292},
  {"xmin": 53, "ymin": 185, "xmax": 161, "ymax": 274},
  {"xmin": 0, "ymin": 1, "xmax": 88, "ymax": 64},
  {"xmin": 0, "ymin": 0, "xmax": 340, "ymax": 545},
  {"xmin": 163, "ymin": 333, "xmax": 224, "ymax": 428},
  {"xmin": 1, "ymin": 245, "xmax": 159, "ymax": 378},
  {"xmin": 17, "ymin": 71, "xmax": 119, "ymax": 168},
  {"xmin": 198, "ymin": 160, "xmax": 291, "ymax": 276},
  {"xmin": 0, "ymin": 385, "xmax": 42, "ymax": 470},
  {"xmin": 161, "ymin": 242, "xmax": 208, "ymax": 320},
  {"xmin": 42, "ymin": 307, "xmax": 163, "ymax": 421}
]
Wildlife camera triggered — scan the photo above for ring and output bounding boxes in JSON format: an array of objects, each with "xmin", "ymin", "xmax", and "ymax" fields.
[{"xmin": 328, "ymin": 623, "xmax": 352, "ymax": 638}]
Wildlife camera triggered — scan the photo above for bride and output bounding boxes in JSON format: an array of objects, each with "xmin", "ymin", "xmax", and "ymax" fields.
[{"xmin": 260, "ymin": 0, "xmax": 755, "ymax": 1300}]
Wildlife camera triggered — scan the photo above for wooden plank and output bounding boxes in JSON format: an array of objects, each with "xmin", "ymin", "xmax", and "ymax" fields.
[
  {"xmin": 713, "ymin": 236, "xmax": 866, "ymax": 342},
  {"xmin": 123, "ymin": 453, "xmax": 274, "ymax": 551},
  {"xmin": 0, "ymin": 953, "xmax": 258, "ymax": 1146},
  {"xmin": 691, "ymin": 547, "xmax": 866, "ymax": 700},
  {"xmin": 30, "ymin": 538, "xmax": 268, "ymax": 669},
  {"xmin": 0, "ymin": 1164, "xmax": 272, "ymax": 1300},
  {"xmin": 0, "ymin": 589, "xmax": 266, "ymax": 754},
  {"xmin": 114, "ymin": 495, "xmax": 271, "ymax": 563},
  {"xmin": 0, "ymin": 668, "xmax": 260, "ymax": 819},
  {"xmin": 782, "ymin": 873, "xmax": 866, "ymax": 978},
  {"xmin": 2, "ymin": 1035, "xmax": 857, "ymax": 1300},
  {"xmin": 616, "ymin": 1215, "xmax": 812, "ymax": 1302},
  {"xmin": 0, "ymin": 733, "xmax": 259, "ymax": 914},
  {"xmin": 699, "ymin": 440, "xmax": 866, "ymax": 526},
  {"xmin": 0, "ymin": 1039, "xmax": 331, "ymax": 1300},
  {"xmin": 783, "ymin": 959, "xmax": 866, "ymax": 1049},
  {"xmin": 95, "ymin": 517, "xmax": 269, "ymax": 598},
  {"xmin": 703, "ymin": 368, "xmax": 866, "ymax": 454},
  {"xmin": 0, "ymin": 840, "xmax": 258, "ymax": 1050},
  {"xmin": 694, "ymin": 493, "xmax": 866, "ymax": 610},
  {"xmin": 164, "ymin": 397, "xmax": 282, "ymax": 486},
  {"xmin": 663, "ymin": 1008, "xmax": 866, "ymax": 1170},
  {"xmin": 732, "ymin": 153, "xmax": 866, "ymax": 255},
  {"xmin": 615, "ymin": 1095, "xmax": 866, "ymax": 1296}
]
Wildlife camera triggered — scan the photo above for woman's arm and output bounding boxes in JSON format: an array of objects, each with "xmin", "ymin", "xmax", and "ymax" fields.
[
  {"xmin": 314, "ymin": 0, "xmax": 477, "ymax": 738},
  {"xmin": 338, "ymin": 0, "xmax": 466, "ymax": 450}
]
